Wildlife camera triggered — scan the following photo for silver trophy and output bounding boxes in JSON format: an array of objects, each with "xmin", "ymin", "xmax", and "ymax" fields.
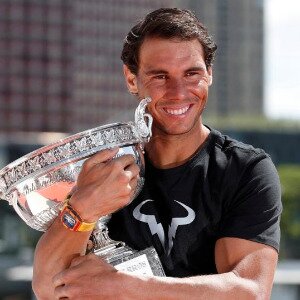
[{"xmin": 0, "ymin": 97, "xmax": 165, "ymax": 277}]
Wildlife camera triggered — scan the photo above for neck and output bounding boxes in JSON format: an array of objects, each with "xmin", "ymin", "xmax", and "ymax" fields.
[{"xmin": 145, "ymin": 123, "xmax": 210, "ymax": 169}]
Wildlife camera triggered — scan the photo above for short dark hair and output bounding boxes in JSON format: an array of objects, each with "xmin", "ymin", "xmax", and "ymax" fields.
[{"xmin": 121, "ymin": 8, "xmax": 217, "ymax": 74}]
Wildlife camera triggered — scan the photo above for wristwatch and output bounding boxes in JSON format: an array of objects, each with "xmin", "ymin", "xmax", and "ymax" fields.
[{"xmin": 60, "ymin": 201, "xmax": 96, "ymax": 232}]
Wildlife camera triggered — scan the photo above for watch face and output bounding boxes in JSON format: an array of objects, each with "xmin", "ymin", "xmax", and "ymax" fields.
[{"xmin": 62, "ymin": 211, "xmax": 77, "ymax": 229}]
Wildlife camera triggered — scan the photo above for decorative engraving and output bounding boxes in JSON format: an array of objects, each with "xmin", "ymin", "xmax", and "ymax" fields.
[
  {"xmin": 41, "ymin": 151, "xmax": 56, "ymax": 166},
  {"xmin": 0, "ymin": 177, "xmax": 6, "ymax": 198},
  {"xmin": 27, "ymin": 156, "xmax": 42, "ymax": 173},
  {"xmin": 4, "ymin": 173, "xmax": 11, "ymax": 187},
  {"xmin": 104, "ymin": 129, "xmax": 115, "ymax": 143},
  {"xmin": 74, "ymin": 137, "xmax": 89, "ymax": 152},
  {"xmin": 59, "ymin": 143, "xmax": 73, "ymax": 159},
  {"xmin": 0, "ymin": 97, "xmax": 153, "ymax": 225},
  {"xmin": 8, "ymin": 169, "xmax": 17, "ymax": 185},
  {"xmin": 90, "ymin": 132, "xmax": 104, "ymax": 147},
  {"xmin": 16, "ymin": 163, "xmax": 28, "ymax": 178},
  {"xmin": 28, "ymin": 202, "xmax": 64, "ymax": 231}
]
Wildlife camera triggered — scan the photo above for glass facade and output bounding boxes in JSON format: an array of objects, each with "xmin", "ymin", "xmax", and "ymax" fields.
[
  {"xmin": 0, "ymin": 0, "xmax": 72, "ymax": 132},
  {"xmin": 0, "ymin": 0, "xmax": 264, "ymax": 131}
]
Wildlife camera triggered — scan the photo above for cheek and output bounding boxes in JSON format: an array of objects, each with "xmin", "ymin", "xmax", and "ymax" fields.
[
  {"xmin": 146, "ymin": 102, "xmax": 157, "ymax": 115},
  {"xmin": 141, "ymin": 85, "xmax": 166, "ymax": 102},
  {"xmin": 198, "ymin": 78, "xmax": 210, "ymax": 87},
  {"xmin": 137, "ymin": 79, "xmax": 161, "ymax": 97},
  {"xmin": 190, "ymin": 85, "xmax": 208, "ymax": 111},
  {"xmin": 195, "ymin": 81, "xmax": 210, "ymax": 96}
]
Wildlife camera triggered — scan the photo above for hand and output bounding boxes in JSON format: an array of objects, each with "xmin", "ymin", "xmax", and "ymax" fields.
[
  {"xmin": 70, "ymin": 147, "xmax": 140, "ymax": 222},
  {"xmin": 52, "ymin": 254, "xmax": 122, "ymax": 299}
]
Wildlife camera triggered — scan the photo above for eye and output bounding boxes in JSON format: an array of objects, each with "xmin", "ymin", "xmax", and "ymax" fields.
[
  {"xmin": 186, "ymin": 71, "xmax": 200, "ymax": 77},
  {"xmin": 185, "ymin": 71, "xmax": 204, "ymax": 83},
  {"xmin": 153, "ymin": 74, "xmax": 167, "ymax": 80}
]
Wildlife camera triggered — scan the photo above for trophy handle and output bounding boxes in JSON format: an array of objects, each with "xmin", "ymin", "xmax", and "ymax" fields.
[
  {"xmin": 10, "ymin": 193, "xmax": 30, "ymax": 224},
  {"xmin": 133, "ymin": 97, "xmax": 153, "ymax": 142}
]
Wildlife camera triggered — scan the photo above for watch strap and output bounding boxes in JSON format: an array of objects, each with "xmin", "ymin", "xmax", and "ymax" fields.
[{"xmin": 60, "ymin": 201, "xmax": 96, "ymax": 232}]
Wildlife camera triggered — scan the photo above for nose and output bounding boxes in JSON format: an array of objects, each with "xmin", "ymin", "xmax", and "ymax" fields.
[{"xmin": 165, "ymin": 77, "xmax": 187, "ymax": 101}]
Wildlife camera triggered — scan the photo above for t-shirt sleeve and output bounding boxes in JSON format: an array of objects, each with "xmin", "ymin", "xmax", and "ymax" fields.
[{"xmin": 218, "ymin": 153, "xmax": 282, "ymax": 252}]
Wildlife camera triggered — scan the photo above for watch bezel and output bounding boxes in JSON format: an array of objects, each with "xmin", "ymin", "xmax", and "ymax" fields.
[{"xmin": 60, "ymin": 205, "xmax": 82, "ymax": 231}]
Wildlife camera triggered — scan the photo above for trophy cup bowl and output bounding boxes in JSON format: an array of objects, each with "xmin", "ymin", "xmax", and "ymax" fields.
[{"xmin": 0, "ymin": 97, "xmax": 165, "ymax": 276}]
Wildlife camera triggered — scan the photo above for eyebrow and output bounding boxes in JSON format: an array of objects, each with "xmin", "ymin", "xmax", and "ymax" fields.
[
  {"xmin": 185, "ymin": 66, "xmax": 206, "ymax": 72},
  {"xmin": 144, "ymin": 66, "xmax": 206, "ymax": 76},
  {"xmin": 145, "ymin": 69, "xmax": 168, "ymax": 76}
]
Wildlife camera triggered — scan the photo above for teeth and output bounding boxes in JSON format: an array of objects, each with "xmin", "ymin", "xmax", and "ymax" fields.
[{"xmin": 165, "ymin": 106, "xmax": 189, "ymax": 115}]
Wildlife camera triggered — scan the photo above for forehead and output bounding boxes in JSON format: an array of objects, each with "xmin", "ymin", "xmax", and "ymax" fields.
[{"xmin": 138, "ymin": 37, "xmax": 205, "ymax": 68}]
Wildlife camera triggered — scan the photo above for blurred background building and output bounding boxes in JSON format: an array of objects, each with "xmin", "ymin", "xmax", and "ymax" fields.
[
  {"xmin": 0, "ymin": 0, "xmax": 264, "ymax": 133},
  {"xmin": 189, "ymin": 0, "xmax": 264, "ymax": 117},
  {"xmin": 0, "ymin": 0, "xmax": 299, "ymax": 299}
]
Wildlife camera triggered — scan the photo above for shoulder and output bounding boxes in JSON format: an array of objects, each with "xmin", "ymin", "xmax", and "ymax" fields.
[
  {"xmin": 206, "ymin": 128, "xmax": 281, "ymax": 200},
  {"xmin": 207, "ymin": 128, "xmax": 275, "ymax": 173},
  {"xmin": 211, "ymin": 128, "xmax": 268, "ymax": 160},
  {"xmin": 210, "ymin": 129, "xmax": 282, "ymax": 251}
]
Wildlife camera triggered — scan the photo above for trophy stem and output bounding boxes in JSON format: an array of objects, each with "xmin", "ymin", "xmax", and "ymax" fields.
[
  {"xmin": 90, "ymin": 216, "xmax": 165, "ymax": 277},
  {"xmin": 90, "ymin": 215, "xmax": 136, "ymax": 265}
]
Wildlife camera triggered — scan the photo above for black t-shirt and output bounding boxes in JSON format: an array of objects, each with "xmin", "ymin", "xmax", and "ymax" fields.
[{"xmin": 108, "ymin": 128, "xmax": 282, "ymax": 277}]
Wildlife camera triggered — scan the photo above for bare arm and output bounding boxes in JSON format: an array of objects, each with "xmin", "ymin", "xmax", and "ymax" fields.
[
  {"xmin": 138, "ymin": 238, "xmax": 278, "ymax": 300},
  {"xmin": 52, "ymin": 237, "xmax": 278, "ymax": 300},
  {"xmin": 32, "ymin": 219, "xmax": 90, "ymax": 299},
  {"xmin": 32, "ymin": 148, "xmax": 140, "ymax": 299}
]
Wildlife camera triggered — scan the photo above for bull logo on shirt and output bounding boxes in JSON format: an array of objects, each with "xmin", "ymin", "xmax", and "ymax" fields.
[{"xmin": 133, "ymin": 199, "xmax": 195, "ymax": 255}]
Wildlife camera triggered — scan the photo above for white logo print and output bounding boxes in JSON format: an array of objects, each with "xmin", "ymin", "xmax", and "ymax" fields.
[{"xmin": 133, "ymin": 199, "xmax": 195, "ymax": 255}]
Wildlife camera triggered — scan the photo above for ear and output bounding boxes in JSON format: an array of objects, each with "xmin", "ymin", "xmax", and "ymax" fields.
[
  {"xmin": 123, "ymin": 65, "xmax": 138, "ymax": 95},
  {"xmin": 207, "ymin": 67, "xmax": 213, "ymax": 86}
]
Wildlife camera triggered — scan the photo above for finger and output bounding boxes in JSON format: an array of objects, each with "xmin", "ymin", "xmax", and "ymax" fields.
[
  {"xmin": 115, "ymin": 177, "xmax": 139, "ymax": 207},
  {"xmin": 53, "ymin": 270, "xmax": 68, "ymax": 288},
  {"xmin": 54, "ymin": 284, "xmax": 70, "ymax": 300},
  {"xmin": 69, "ymin": 255, "xmax": 86, "ymax": 268},
  {"xmin": 69, "ymin": 253, "xmax": 98, "ymax": 268},
  {"xmin": 125, "ymin": 163, "xmax": 140, "ymax": 177},
  {"xmin": 82, "ymin": 147, "xmax": 119, "ymax": 170},
  {"xmin": 109, "ymin": 154, "xmax": 136, "ymax": 172},
  {"xmin": 121, "ymin": 165, "xmax": 140, "ymax": 193},
  {"xmin": 52, "ymin": 266, "xmax": 82, "ymax": 289},
  {"xmin": 129, "ymin": 176, "xmax": 139, "ymax": 198},
  {"xmin": 129, "ymin": 175, "xmax": 138, "ymax": 189},
  {"xmin": 52, "ymin": 265, "xmax": 80, "ymax": 289}
]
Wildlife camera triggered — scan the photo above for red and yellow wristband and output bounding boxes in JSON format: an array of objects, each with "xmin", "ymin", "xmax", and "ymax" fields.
[{"xmin": 60, "ymin": 198, "xmax": 96, "ymax": 232}]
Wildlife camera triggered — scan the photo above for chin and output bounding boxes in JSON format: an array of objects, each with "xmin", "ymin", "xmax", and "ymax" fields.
[{"xmin": 157, "ymin": 125, "xmax": 197, "ymax": 136}]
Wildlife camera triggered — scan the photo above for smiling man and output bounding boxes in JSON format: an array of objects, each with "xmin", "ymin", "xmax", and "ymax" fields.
[{"xmin": 32, "ymin": 8, "xmax": 282, "ymax": 299}]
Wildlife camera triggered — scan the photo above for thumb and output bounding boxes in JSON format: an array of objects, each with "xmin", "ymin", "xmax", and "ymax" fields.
[{"xmin": 69, "ymin": 255, "xmax": 87, "ymax": 267}]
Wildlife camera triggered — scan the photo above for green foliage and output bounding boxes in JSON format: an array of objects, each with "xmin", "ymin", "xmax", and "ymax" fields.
[
  {"xmin": 278, "ymin": 165, "xmax": 300, "ymax": 237},
  {"xmin": 204, "ymin": 113, "xmax": 300, "ymax": 132},
  {"xmin": 277, "ymin": 164, "xmax": 300, "ymax": 258}
]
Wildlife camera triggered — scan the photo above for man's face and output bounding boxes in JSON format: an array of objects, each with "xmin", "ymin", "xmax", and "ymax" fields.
[{"xmin": 124, "ymin": 37, "xmax": 212, "ymax": 137}]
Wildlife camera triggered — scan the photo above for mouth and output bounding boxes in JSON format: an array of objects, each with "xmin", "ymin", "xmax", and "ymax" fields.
[{"xmin": 163, "ymin": 105, "xmax": 191, "ymax": 116}]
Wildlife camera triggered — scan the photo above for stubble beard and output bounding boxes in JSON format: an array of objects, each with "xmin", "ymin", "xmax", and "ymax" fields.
[{"xmin": 152, "ymin": 113, "xmax": 203, "ymax": 138}]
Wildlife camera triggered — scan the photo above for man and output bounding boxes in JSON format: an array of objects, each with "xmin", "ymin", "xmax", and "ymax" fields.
[{"xmin": 33, "ymin": 8, "xmax": 282, "ymax": 299}]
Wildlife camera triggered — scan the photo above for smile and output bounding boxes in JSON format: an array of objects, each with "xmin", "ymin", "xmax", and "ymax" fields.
[{"xmin": 164, "ymin": 105, "xmax": 190, "ymax": 116}]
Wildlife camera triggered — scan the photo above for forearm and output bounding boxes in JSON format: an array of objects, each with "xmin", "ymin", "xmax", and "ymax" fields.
[
  {"xmin": 32, "ymin": 218, "xmax": 90, "ymax": 299},
  {"xmin": 121, "ymin": 271, "xmax": 260, "ymax": 300}
]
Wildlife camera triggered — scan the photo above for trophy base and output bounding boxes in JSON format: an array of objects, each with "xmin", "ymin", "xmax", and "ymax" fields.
[{"xmin": 94, "ymin": 244, "xmax": 165, "ymax": 277}]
